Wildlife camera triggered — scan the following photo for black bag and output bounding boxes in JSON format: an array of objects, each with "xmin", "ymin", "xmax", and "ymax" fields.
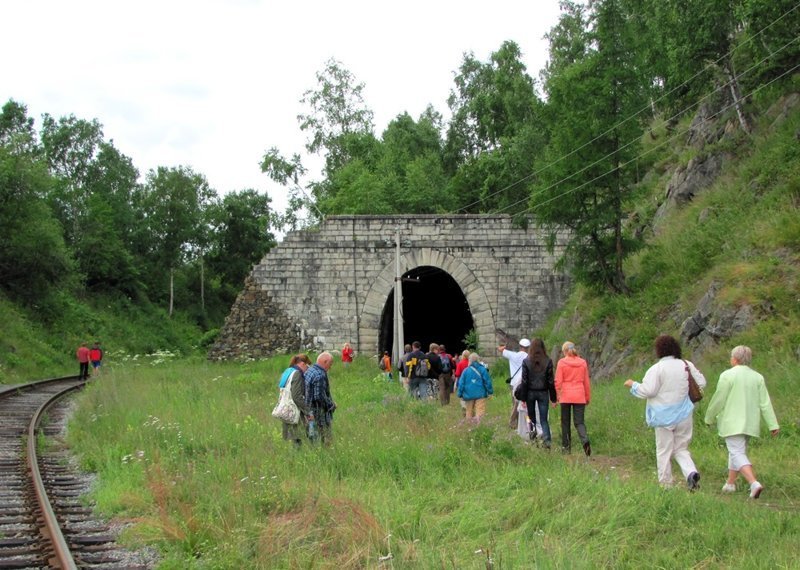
[{"xmin": 513, "ymin": 380, "xmax": 528, "ymax": 402}]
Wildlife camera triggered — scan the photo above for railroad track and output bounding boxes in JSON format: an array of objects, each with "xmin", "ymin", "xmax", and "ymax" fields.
[{"xmin": 0, "ymin": 377, "xmax": 151, "ymax": 569}]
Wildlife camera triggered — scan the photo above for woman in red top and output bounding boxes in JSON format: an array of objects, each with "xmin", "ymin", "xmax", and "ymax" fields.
[
  {"xmin": 341, "ymin": 342, "xmax": 354, "ymax": 367},
  {"xmin": 555, "ymin": 341, "xmax": 592, "ymax": 456}
]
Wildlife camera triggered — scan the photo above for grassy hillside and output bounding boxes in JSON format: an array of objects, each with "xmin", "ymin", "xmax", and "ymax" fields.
[
  {"xmin": 68, "ymin": 355, "xmax": 798, "ymax": 568},
  {"xmin": 544, "ymin": 88, "xmax": 799, "ymax": 403},
  {"xmin": 0, "ymin": 292, "xmax": 205, "ymax": 384}
]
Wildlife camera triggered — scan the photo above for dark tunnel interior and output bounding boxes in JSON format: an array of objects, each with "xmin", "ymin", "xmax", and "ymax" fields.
[{"xmin": 378, "ymin": 266, "xmax": 474, "ymax": 359}]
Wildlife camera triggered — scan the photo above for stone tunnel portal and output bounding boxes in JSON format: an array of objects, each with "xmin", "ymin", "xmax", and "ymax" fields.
[{"xmin": 378, "ymin": 265, "xmax": 474, "ymax": 358}]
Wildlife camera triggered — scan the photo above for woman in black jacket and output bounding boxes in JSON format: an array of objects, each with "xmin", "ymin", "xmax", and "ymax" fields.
[{"xmin": 519, "ymin": 339, "xmax": 557, "ymax": 448}]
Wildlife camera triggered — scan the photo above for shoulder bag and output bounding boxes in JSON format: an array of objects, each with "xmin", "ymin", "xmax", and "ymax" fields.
[
  {"xmin": 683, "ymin": 360, "xmax": 703, "ymax": 403},
  {"xmin": 272, "ymin": 373, "xmax": 300, "ymax": 424}
]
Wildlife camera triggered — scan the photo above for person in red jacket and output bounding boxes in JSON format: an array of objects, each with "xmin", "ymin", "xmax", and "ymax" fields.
[
  {"xmin": 341, "ymin": 342, "xmax": 354, "ymax": 367},
  {"xmin": 76, "ymin": 342, "xmax": 90, "ymax": 380},
  {"xmin": 555, "ymin": 341, "xmax": 592, "ymax": 456},
  {"xmin": 89, "ymin": 342, "xmax": 104, "ymax": 376}
]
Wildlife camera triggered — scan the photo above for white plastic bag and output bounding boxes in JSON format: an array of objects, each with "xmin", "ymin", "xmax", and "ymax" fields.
[{"xmin": 271, "ymin": 375, "xmax": 300, "ymax": 424}]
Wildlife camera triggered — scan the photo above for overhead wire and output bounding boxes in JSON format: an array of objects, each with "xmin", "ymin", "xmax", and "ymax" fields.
[
  {"xmin": 450, "ymin": 2, "xmax": 800, "ymax": 216},
  {"xmin": 517, "ymin": 60, "xmax": 800, "ymax": 218},
  {"xmin": 490, "ymin": 33, "xmax": 800, "ymax": 217}
]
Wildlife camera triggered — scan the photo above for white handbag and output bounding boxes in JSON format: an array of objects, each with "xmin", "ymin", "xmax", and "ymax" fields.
[{"xmin": 271, "ymin": 374, "xmax": 300, "ymax": 424}]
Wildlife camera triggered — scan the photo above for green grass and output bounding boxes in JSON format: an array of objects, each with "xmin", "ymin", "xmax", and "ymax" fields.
[{"xmin": 68, "ymin": 355, "xmax": 799, "ymax": 569}]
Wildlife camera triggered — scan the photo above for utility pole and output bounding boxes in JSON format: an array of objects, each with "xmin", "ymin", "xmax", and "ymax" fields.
[{"xmin": 392, "ymin": 229, "xmax": 405, "ymax": 368}]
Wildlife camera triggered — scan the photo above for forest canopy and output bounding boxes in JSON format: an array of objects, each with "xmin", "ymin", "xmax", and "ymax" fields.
[{"xmin": 1, "ymin": 0, "xmax": 797, "ymax": 328}]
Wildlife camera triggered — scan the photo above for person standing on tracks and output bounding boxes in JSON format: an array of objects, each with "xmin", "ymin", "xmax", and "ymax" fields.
[
  {"xmin": 76, "ymin": 342, "xmax": 90, "ymax": 379},
  {"xmin": 89, "ymin": 341, "xmax": 104, "ymax": 376}
]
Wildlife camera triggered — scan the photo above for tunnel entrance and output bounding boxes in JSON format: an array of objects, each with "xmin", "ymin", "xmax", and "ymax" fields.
[{"xmin": 378, "ymin": 266, "xmax": 474, "ymax": 359}]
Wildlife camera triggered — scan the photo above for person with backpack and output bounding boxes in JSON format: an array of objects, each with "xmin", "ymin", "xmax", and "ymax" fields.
[
  {"xmin": 457, "ymin": 353, "xmax": 494, "ymax": 421},
  {"xmin": 517, "ymin": 339, "xmax": 557, "ymax": 448},
  {"xmin": 403, "ymin": 341, "xmax": 431, "ymax": 400},
  {"xmin": 437, "ymin": 344, "xmax": 456, "ymax": 405}
]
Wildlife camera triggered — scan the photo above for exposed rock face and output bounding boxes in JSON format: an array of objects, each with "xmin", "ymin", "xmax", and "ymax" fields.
[
  {"xmin": 666, "ymin": 153, "xmax": 728, "ymax": 205},
  {"xmin": 680, "ymin": 281, "xmax": 754, "ymax": 353}
]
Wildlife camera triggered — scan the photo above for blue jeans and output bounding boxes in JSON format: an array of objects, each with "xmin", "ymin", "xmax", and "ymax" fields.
[{"xmin": 527, "ymin": 390, "xmax": 552, "ymax": 445}]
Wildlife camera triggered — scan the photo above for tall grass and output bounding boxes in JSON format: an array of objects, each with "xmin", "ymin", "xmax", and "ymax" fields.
[{"xmin": 68, "ymin": 355, "xmax": 799, "ymax": 568}]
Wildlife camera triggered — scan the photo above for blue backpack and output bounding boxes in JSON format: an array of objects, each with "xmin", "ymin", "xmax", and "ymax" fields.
[{"xmin": 439, "ymin": 354, "xmax": 452, "ymax": 373}]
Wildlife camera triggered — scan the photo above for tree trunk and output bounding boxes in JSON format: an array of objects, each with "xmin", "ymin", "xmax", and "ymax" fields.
[
  {"xmin": 169, "ymin": 267, "xmax": 174, "ymax": 318},
  {"xmin": 723, "ymin": 59, "xmax": 751, "ymax": 134},
  {"xmin": 200, "ymin": 256, "xmax": 205, "ymax": 311}
]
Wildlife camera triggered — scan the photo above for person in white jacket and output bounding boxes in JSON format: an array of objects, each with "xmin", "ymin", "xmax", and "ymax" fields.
[{"xmin": 624, "ymin": 335, "xmax": 707, "ymax": 490}]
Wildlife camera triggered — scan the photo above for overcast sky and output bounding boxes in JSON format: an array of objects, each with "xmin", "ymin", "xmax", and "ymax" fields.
[{"xmin": 2, "ymin": 0, "xmax": 563, "ymax": 214}]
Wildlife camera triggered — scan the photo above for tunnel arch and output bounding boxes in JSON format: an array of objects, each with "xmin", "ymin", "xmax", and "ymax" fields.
[
  {"xmin": 359, "ymin": 247, "xmax": 495, "ymax": 359},
  {"xmin": 377, "ymin": 266, "xmax": 474, "ymax": 356}
]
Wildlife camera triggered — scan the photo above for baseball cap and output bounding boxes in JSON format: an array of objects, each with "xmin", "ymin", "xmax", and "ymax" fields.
[{"xmin": 519, "ymin": 338, "xmax": 531, "ymax": 348}]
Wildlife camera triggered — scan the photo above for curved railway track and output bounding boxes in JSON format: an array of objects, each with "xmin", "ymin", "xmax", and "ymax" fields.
[{"xmin": 0, "ymin": 377, "xmax": 150, "ymax": 569}]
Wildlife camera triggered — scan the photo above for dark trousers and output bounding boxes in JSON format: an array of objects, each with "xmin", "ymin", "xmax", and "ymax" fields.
[
  {"xmin": 527, "ymin": 390, "xmax": 552, "ymax": 445},
  {"xmin": 439, "ymin": 373, "xmax": 454, "ymax": 405},
  {"xmin": 560, "ymin": 403, "xmax": 589, "ymax": 451},
  {"xmin": 79, "ymin": 362, "xmax": 89, "ymax": 379}
]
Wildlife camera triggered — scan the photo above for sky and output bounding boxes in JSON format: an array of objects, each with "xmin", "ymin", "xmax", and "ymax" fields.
[{"xmin": 2, "ymin": 0, "xmax": 563, "ymax": 216}]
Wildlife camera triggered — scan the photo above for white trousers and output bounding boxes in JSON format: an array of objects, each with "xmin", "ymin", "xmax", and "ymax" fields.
[
  {"xmin": 725, "ymin": 435, "xmax": 751, "ymax": 471},
  {"xmin": 654, "ymin": 414, "xmax": 697, "ymax": 485}
]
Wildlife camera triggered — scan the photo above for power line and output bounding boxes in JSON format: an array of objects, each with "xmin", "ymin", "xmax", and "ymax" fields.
[
  {"xmin": 451, "ymin": 2, "xmax": 800, "ymax": 215},
  {"xmin": 518, "ymin": 61, "xmax": 800, "ymax": 218},
  {"xmin": 490, "ymin": 34, "xmax": 800, "ymax": 217}
]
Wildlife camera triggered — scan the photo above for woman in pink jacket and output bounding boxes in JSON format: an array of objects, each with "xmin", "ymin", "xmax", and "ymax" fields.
[{"xmin": 555, "ymin": 341, "xmax": 592, "ymax": 456}]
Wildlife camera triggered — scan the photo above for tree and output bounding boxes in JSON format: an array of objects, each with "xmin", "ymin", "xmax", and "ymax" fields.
[
  {"xmin": 139, "ymin": 166, "xmax": 215, "ymax": 316},
  {"xmin": 536, "ymin": 0, "xmax": 650, "ymax": 294},
  {"xmin": 0, "ymin": 104, "xmax": 75, "ymax": 307},
  {"xmin": 40, "ymin": 113, "xmax": 104, "ymax": 246},
  {"xmin": 298, "ymin": 58, "xmax": 375, "ymax": 179},
  {"xmin": 444, "ymin": 41, "xmax": 548, "ymax": 214},
  {"xmin": 206, "ymin": 189, "xmax": 277, "ymax": 301}
]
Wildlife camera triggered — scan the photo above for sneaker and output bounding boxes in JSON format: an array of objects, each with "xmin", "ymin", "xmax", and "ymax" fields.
[
  {"xmin": 749, "ymin": 481, "xmax": 764, "ymax": 499},
  {"xmin": 583, "ymin": 441, "xmax": 592, "ymax": 457},
  {"xmin": 721, "ymin": 483, "xmax": 736, "ymax": 493},
  {"xmin": 687, "ymin": 471, "xmax": 701, "ymax": 491}
]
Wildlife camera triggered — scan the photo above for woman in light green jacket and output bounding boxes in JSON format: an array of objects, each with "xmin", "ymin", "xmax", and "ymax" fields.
[{"xmin": 704, "ymin": 346, "xmax": 779, "ymax": 499}]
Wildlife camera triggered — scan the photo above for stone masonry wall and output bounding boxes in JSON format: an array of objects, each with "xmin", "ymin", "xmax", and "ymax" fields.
[{"xmin": 209, "ymin": 215, "xmax": 571, "ymax": 361}]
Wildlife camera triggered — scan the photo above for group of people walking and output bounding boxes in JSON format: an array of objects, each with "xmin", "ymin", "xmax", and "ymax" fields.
[
  {"xmin": 397, "ymin": 341, "xmax": 494, "ymax": 420},
  {"xmin": 504, "ymin": 338, "xmax": 591, "ymax": 454},
  {"xmin": 275, "ymin": 334, "xmax": 780, "ymax": 498}
]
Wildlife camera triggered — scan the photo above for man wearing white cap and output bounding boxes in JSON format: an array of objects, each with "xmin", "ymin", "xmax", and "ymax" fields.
[{"xmin": 499, "ymin": 339, "xmax": 541, "ymax": 439}]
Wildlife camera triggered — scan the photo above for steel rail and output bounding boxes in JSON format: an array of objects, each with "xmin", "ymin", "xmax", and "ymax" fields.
[{"xmin": 25, "ymin": 378, "xmax": 86, "ymax": 569}]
